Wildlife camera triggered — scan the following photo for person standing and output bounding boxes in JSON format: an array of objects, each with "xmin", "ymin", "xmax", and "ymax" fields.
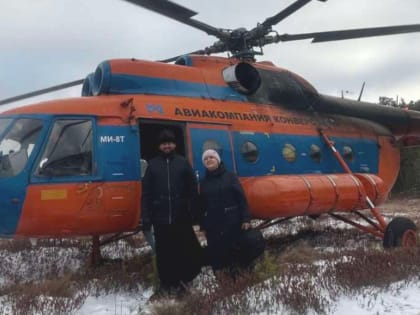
[
  {"xmin": 199, "ymin": 149, "xmax": 252, "ymax": 277},
  {"xmin": 141, "ymin": 129, "xmax": 202, "ymax": 295}
]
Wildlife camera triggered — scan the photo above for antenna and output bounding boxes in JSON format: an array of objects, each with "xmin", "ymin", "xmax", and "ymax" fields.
[{"xmin": 357, "ymin": 82, "xmax": 365, "ymax": 101}]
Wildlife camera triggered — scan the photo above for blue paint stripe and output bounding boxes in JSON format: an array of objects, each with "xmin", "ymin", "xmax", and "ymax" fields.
[
  {"xmin": 231, "ymin": 132, "xmax": 378, "ymax": 177},
  {"xmin": 90, "ymin": 60, "xmax": 246, "ymax": 101},
  {"xmin": 0, "ymin": 173, "xmax": 28, "ymax": 236},
  {"xmin": 0, "ymin": 115, "xmax": 50, "ymax": 236},
  {"xmin": 105, "ymin": 74, "xmax": 247, "ymax": 102},
  {"xmin": 97, "ymin": 125, "xmax": 141, "ymax": 181},
  {"xmin": 189, "ymin": 128, "xmax": 234, "ymax": 180}
]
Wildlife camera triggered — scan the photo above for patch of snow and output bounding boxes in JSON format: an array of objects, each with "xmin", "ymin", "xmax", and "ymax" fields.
[
  {"xmin": 333, "ymin": 283, "xmax": 420, "ymax": 315},
  {"xmin": 76, "ymin": 290, "xmax": 153, "ymax": 315}
]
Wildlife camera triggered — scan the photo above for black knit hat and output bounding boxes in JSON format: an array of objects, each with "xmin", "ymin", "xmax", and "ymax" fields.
[{"xmin": 157, "ymin": 129, "xmax": 176, "ymax": 145}]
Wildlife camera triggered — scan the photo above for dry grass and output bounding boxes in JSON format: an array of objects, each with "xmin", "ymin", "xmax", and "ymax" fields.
[
  {"xmin": 0, "ymin": 193, "xmax": 419, "ymax": 314},
  {"xmin": 0, "ymin": 237, "xmax": 155, "ymax": 315},
  {"xmin": 169, "ymin": 239, "xmax": 420, "ymax": 315}
]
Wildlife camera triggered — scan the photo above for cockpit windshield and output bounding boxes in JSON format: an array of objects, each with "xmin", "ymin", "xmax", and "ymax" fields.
[
  {"xmin": 35, "ymin": 119, "xmax": 93, "ymax": 177},
  {"xmin": 0, "ymin": 118, "xmax": 44, "ymax": 178}
]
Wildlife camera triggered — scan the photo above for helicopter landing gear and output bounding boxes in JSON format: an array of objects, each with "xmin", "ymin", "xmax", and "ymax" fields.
[
  {"xmin": 88, "ymin": 228, "xmax": 143, "ymax": 267},
  {"xmin": 89, "ymin": 235, "xmax": 103, "ymax": 266},
  {"xmin": 319, "ymin": 129, "xmax": 417, "ymax": 248},
  {"xmin": 383, "ymin": 217, "xmax": 418, "ymax": 248}
]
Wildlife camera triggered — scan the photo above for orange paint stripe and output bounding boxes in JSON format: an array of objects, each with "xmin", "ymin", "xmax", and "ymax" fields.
[{"xmin": 7, "ymin": 94, "xmax": 379, "ymax": 139}]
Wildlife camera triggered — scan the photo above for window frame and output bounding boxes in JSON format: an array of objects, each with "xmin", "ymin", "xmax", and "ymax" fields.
[{"xmin": 32, "ymin": 117, "xmax": 96, "ymax": 180}]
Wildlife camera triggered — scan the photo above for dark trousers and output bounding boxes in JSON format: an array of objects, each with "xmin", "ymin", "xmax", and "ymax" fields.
[{"xmin": 153, "ymin": 223, "xmax": 203, "ymax": 290}]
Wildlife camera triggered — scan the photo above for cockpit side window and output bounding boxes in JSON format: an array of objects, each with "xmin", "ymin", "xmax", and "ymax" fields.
[
  {"xmin": 0, "ymin": 118, "xmax": 13, "ymax": 136},
  {"xmin": 0, "ymin": 118, "xmax": 43, "ymax": 178},
  {"xmin": 35, "ymin": 119, "xmax": 93, "ymax": 177}
]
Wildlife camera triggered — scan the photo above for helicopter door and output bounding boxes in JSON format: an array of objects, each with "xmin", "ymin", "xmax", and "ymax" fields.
[
  {"xmin": 22, "ymin": 118, "xmax": 100, "ymax": 236},
  {"xmin": 187, "ymin": 123, "xmax": 234, "ymax": 181}
]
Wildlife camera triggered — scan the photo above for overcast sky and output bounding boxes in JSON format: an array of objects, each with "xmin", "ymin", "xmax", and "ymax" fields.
[{"xmin": 1, "ymin": 0, "xmax": 420, "ymax": 111}]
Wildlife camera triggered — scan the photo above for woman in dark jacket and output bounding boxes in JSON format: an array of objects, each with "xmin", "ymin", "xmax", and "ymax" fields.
[{"xmin": 199, "ymin": 149, "xmax": 251, "ymax": 274}]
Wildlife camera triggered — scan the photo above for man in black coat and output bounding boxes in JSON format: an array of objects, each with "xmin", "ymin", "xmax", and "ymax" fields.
[{"xmin": 141, "ymin": 129, "xmax": 202, "ymax": 294}]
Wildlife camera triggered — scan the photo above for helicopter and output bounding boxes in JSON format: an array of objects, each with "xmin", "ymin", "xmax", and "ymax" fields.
[{"xmin": 1, "ymin": 0, "xmax": 420, "ymax": 264}]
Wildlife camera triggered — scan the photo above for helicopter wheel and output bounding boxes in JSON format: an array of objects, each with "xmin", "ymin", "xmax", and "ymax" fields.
[{"xmin": 383, "ymin": 217, "xmax": 417, "ymax": 248}]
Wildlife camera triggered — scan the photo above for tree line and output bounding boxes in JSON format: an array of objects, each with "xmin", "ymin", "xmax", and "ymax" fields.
[{"xmin": 378, "ymin": 96, "xmax": 420, "ymax": 111}]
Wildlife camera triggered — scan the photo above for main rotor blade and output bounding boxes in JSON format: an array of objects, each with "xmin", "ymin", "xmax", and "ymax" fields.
[
  {"xmin": 0, "ymin": 79, "xmax": 84, "ymax": 106},
  {"xmin": 123, "ymin": 0, "xmax": 225, "ymax": 39},
  {"xmin": 124, "ymin": 0, "xmax": 196, "ymax": 20},
  {"xmin": 275, "ymin": 24, "xmax": 420, "ymax": 43},
  {"xmin": 261, "ymin": 0, "xmax": 313, "ymax": 29},
  {"xmin": 247, "ymin": 0, "xmax": 328, "ymax": 41}
]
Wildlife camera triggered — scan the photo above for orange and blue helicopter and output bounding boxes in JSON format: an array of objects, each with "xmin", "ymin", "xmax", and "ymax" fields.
[{"xmin": 1, "ymin": 0, "xmax": 420, "ymax": 263}]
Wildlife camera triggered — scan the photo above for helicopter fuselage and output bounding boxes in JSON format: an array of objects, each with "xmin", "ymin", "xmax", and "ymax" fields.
[
  {"xmin": 1, "ymin": 0, "xmax": 420, "ymax": 250},
  {"xmin": 2, "ymin": 55, "xmax": 418, "ymax": 238},
  {"xmin": 0, "ymin": 96, "xmax": 398, "ymax": 237}
]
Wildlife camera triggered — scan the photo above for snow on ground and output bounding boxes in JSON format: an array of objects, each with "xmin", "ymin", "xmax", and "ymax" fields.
[
  {"xmin": 76, "ymin": 291, "xmax": 151, "ymax": 315},
  {"xmin": 333, "ymin": 283, "xmax": 420, "ymax": 315},
  {"xmin": 1, "ymin": 197, "xmax": 419, "ymax": 314},
  {"xmin": 75, "ymin": 279, "xmax": 420, "ymax": 315}
]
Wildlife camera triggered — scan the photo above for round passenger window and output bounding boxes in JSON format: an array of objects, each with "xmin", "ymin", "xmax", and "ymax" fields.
[
  {"xmin": 282, "ymin": 143, "xmax": 296, "ymax": 162},
  {"xmin": 241, "ymin": 141, "xmax": 258, "ymax": 163},
  {"xmin": 310, "ymin": 144, "xmax": 321, "ymax": 163},
  {"xmin": 342, "ymin": 146, "xmax": 354, "ymax": 161}
]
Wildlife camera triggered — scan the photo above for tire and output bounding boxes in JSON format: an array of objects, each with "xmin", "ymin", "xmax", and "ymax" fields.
[{"xmin": 383, "ymin": 217, "xmax": 417, "ymax": 248}]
